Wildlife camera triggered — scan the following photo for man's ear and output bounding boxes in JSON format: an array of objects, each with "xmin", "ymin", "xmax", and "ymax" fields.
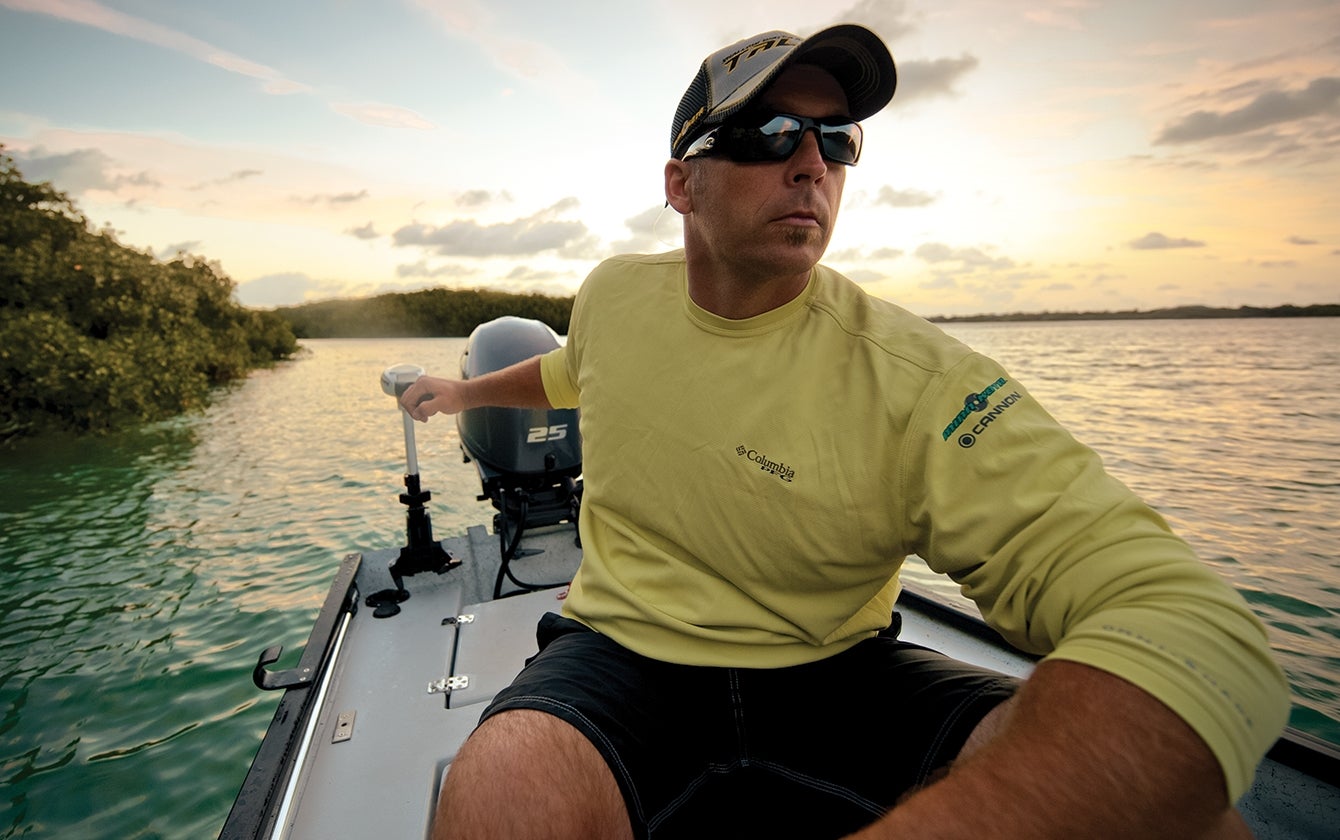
[{"xmin": 664, "ymin": 159, "xmax": 692, "ymax": 214}]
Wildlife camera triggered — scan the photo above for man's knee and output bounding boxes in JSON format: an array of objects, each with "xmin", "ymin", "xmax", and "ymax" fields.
[{"xmin": 433, "ymin": 709, "xmax": 632, "ymax": 840}]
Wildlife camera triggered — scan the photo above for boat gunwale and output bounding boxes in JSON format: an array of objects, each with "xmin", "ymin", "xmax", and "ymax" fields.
[
  {"xmin": 218, "ymin": 552, "xmax": 363, "ymax": 840},
  {"xmin": 896, "ymin": 587, "xmax": 1340, "ymax": 788}
]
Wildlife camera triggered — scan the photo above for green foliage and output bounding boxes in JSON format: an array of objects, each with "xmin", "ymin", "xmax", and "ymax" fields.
[
  {"xmin": 0, "ymin": 148, "xmax": 298, "ymax": 442},
  {"xmin": 276, "ymin": 286, "xmax": 574, "ymax": 339}
]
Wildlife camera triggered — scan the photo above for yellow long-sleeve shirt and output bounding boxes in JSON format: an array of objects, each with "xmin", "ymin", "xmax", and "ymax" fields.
[{"xmin": 539, "ymin": 250, "xmax": 1288, "ymax": 800}]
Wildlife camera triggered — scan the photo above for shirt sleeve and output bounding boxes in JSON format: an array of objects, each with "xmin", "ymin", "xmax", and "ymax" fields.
[
  {"xmin": 898, "ymin": 351, "xmax": 1290, "ymax": 802},
  {"xmin": 538, "ymin": 269, "xmax": 591, "ymax": 410},
  {"xmin": 539, "ymin": 346, "xmax": 579, "ymax": 409}
]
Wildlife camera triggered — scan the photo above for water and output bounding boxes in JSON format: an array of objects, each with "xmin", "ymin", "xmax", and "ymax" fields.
[{"xmin": 1, "ymin": 320, "xmax": 1337, "ymax": 838}]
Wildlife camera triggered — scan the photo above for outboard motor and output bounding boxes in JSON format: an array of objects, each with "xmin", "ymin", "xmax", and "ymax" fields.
[{"xmin": 457, "ymin": 317, "xmax": 581, "ymax": 596}]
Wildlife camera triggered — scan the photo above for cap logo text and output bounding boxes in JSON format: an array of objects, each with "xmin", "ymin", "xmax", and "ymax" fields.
[{"xmin": 720, "ymin": 36, "xmax": 800, "ymax": 72}]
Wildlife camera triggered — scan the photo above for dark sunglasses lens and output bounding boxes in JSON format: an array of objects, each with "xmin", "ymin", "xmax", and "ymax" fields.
[
  {"xmin": 720, "ymin": 116, "xmax": 797, "ymax": 161},
  {"xmin": 752, "ymin": 116, "xmax": 804, "ymax": 160},
  {"xmin": 821, "ymin": 122, "xmax": 862, "ymax": 165},
  {"xmin": 722, "ymin": 116, "xmax": 860, "ymax": 164}
]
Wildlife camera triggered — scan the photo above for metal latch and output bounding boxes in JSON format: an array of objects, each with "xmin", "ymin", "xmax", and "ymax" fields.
[
  {"xmin": 332, "ymin": 710, "xmax": 356, "ymax": 743},
  {"xmin": 441, "ymin": 614, "xmax": 475, "ymax": 626},
  {"xmin": 428, "ymin": 675, "xmax": 470, "ymax": 695}
]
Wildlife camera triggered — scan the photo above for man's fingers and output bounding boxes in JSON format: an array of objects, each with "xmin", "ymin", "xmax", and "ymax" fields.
[
  {"xmin": 398, "ymin": 377, "xmax": 453, "ymax": 421},
  {"xmin": 399, "ymin": 382, "xmax": 426, "ymax": 413},
  {"xmin": 408, "ymin": 392, "xmax": 437, "ymax": 422}
]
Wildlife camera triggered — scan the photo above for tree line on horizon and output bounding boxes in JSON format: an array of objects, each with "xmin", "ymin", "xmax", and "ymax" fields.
[
  {"xmin": 276, "ymin": 293, "xmax": 1337, "ymax": 337},
  {"xmin": 1, "ymin": 148, "xmax": 299, "ymax": 443},
  {"xmin": 274, "ymin": 287, "xmax": 574, "ymax": 338},
  {"xmin": 928, "ymin": 303, "xmax": 1340, "ymax": 323}
]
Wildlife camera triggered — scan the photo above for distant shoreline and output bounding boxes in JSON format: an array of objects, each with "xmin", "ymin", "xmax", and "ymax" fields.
[{"xmin": 926, "ymin": 303, "xmax": 1340, "ymax": 323}]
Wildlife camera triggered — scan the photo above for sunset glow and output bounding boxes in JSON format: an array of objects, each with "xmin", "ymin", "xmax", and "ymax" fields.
[{"xmin": 2, "ymin": 0, "xmax": 1336, "ymax": 317}]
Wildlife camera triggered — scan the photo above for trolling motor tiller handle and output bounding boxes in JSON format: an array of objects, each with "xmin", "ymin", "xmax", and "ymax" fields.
[{"xmin": 366, "ymin": 364, "xmax": 458, "ymax": 618}]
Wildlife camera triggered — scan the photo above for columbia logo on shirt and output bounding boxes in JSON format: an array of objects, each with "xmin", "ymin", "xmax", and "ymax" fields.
[{"xmin": 736, "ymin": 445, "xmax": 796, "ymax": 483}]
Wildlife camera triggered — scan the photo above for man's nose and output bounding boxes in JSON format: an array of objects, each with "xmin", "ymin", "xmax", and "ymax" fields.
[{"xmin": 788, "ymin": 129, "xmax": 828, "ymax": 180}]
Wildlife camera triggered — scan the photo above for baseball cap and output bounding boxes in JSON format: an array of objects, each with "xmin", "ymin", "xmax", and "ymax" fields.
[{"xmin": 670, "ymin": 24, "xmax": 896, "ymax": 159}]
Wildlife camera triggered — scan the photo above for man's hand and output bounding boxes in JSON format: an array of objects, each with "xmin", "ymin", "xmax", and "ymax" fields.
[{"xmin": 399, "ymin": 374, "xmax": 465, "ymax": 422}]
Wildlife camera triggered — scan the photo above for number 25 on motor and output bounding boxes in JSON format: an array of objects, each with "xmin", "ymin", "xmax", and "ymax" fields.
[{"xmin": 527, "ymin": 425, "xmax": 568, "ymax": 443}]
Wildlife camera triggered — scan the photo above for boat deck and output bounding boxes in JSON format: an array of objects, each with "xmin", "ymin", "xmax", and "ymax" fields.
[
  {"xmin": 252, "ymin": 524, "xmax": 580, "ymax": 840},
  {"xmin": 222, "ymin": 521, "xmax": 1340, "ymax": 839}
]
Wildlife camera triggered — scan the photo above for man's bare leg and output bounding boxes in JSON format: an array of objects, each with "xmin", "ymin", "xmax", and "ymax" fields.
[{"xmin": 432, "ymin": 709, "xmax": 634, "ymax": 840}]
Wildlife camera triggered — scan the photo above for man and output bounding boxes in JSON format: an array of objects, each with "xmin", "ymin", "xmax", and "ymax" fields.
[{"xmin": 402, "ymin": 24, "xmax": 1289, "ymax": 840}]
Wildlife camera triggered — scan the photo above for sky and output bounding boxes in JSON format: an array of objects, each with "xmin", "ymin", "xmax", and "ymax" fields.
[{"xmin": 1, "ymin": 0, "xmax": 1337, "ymax": 317}]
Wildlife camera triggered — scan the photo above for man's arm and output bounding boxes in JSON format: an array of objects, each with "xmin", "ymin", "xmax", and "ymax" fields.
[
  {"xmin": 848, "ymin": 659, "xmax": 1249, "ymax": 840},
  {"xmin": 399, "ymin": 355, "xmax": 550, "ymax": 421}
]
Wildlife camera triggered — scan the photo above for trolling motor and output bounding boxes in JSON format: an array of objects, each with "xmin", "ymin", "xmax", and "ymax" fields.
[
  {"xmin": 456, "ymin": 317, "xmax": 583, "ymax": 598},
  {"xmin": 365, "ymin": 363, "xmax": 459, "ymax": 618}
]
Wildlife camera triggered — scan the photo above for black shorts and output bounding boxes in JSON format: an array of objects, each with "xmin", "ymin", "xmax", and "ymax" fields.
[{"xmin": 480, "ymin": 612, "xmax": 1020, "ymax": 840}]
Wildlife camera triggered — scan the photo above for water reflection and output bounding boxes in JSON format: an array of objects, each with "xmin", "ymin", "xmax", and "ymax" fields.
[
  {"xmin": 1, "ymin": 323, "xmax": 1336, "ymax": 838},
  {"xmin": 940, "ymin": 318, "xmax": 1340, "ymax": 741}
]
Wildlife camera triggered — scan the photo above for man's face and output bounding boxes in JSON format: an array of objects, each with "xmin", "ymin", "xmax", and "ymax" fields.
[{"xmin": 683, "ymin": 64, "xmax": 851, "ymax": 283}]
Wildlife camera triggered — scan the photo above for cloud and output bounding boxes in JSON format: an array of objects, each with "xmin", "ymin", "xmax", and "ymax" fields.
[
  {"xmin": 919, "ymin": 275, "xmax": 958, "ymax": 290},
  {"xmin": 396, "ymin": 260, "xmax": 477, "ymax": 280},
  {"xmin": 392, "ymin": 198, "xmax": 592, "ymax": 257},
  {"xmin": 346, "ymin": 222, "xmax": 379, "ymax": 240},
  {"xmin": 457, "ymin": 189, "xmax": 504, "ymax": 208},
  {"xmin": 895, "ymin": 55, "xmax": 981, "ymax": 102},
  {"xmin": 914, "ymin": 242, "xmax": 1015, "ymax": 272},
  {"xmin": 155, "ymin": 240, "xmax": 202, "ymax": 259},
  {"xmin": 1286, "ymin": 235, "xmax": 1318, "ymax": 245},
  {"xmin": 408, "ymin": 0, "xmax": 597, "ymax": 102},
  {"xmin": 832, "ymin": 0, "xmax": 920, "ymax": 43},
  {"xmin": 1255, "ymin": 260, "xmax": 1298, "ymax": 269},
  {"xmin": 842, "ymin": 268, "xmax": 886, "ymax": 285},
  {"xmin": 1155, "ymin": 77, "xmax": 1340, "ymax": 144},
  {"xmin": 12, "ymin": 146, "xmax": 157, "ymax": 193},
  {"xmin": 236, "ymin": 272, "xmax": 345, "ymax": 307},
  {"xmin": 875, "ymin": 186, "xmax": 937, "ymax": 207},
  {"xmin": 1, "ymin": 0, "xmax": 310, "ymax": 95},
  {"xmin": 190, "ymin": 169, "xmax": 263, "ymax": 191},
  {"xmin": 12, "ymin": 147, "xmax": 115, "ymax": 190},
  {"xmin": 610, "ymin": 205, "xmax": 672, "ymax": 254},
  {"xmin": 328, "ymin": 190, "xmax": 369, "ymax": 205},
  {"xmin": 503, "ymin": 264, "xmax": 563, "ymax": 285},
  {"xmin": 295, "ymin": 189, "xmax": 369, "ymax": 206},
  {"xmin": 330, "ymin": 102, "xmax": 435, "ymax": 130},
  {"xmin": 825, "ymin": 1, "xmax": 975, "ymax": 103},
  {"xmin": 5, "ymin": 0, "xmax": 436, "ymax": 133},
  {"xmin": 825, "ymin": 246, "xmax": 901, "ymax": 266},
  {"xmin": 1127, "ymin": 232, "xmax": 1206, "ymax": 250},
  {"xmin": 1023, "ymin": 2, "xmax": 1096, "ymax": 32}
]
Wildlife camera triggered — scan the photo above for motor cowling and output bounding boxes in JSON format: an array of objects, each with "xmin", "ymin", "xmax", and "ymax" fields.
[{"xmin": 456, "ymin": 318, "xmax": 581, "ymax": 551}]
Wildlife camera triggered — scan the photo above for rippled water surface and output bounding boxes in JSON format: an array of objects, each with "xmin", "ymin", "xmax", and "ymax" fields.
[{"xmin": 1, "ymin": 320, "xmax": 1337, "ymax": 838}]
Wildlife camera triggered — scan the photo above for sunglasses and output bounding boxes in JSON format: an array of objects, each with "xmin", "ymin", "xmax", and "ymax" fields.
[{"xmin": 681, "ymin": 113, "xmax": 863, "ymax": 166}]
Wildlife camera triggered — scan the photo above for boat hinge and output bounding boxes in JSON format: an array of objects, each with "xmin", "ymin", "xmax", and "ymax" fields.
[
  {"xmin": 441, "ymin": 613, "xmax": 475, "ymax": 626},
  {"xmin": 428, "ymin": 675, "xmax": 470, "ymax": 695}
]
